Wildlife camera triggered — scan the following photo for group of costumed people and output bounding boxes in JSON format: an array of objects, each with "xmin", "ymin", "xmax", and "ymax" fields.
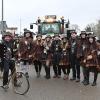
[{"xmin": 0, "ymin": 30, "xmax": 100, "ymax": 89}]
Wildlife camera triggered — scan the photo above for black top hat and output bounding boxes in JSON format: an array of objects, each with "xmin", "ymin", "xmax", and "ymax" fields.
[
  {"xmin": 88, "ymin": 34, "xmax": 96, "ymax": 38},
  {"xmin": 80, "ymin": 31, "xmax": 86, "ymax": 35},
  {"xmin": 54, "ymin": 34, "xmax": 60, "ymax": 38},
  {"xmin": 24, "ymin": 29, "xmax": 33, "ymax": 38},
  {"xmin": 71, "ymin": 31, "xmax": 77, "ymax": 34},
  {"xmin": 3, "ymin": 32, "xmax": 12, "ymax": 38},
  {"xmin": 36, "ymin": 34, "xmax": 42, "ymax": 38},
  {"xmin": 46, "ymin": 35, "xmax": 51, "ymax": 38}
]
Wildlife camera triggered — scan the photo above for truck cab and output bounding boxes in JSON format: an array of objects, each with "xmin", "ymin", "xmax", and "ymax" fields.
[{"xmin": 30, "ymin": 15, "xmax": 69, "ymax": 38}]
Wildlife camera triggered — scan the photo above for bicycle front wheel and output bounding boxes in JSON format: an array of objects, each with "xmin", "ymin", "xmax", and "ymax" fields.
[{"xmin": 13, "ymin": 72, "xmax": 30, "ymax": 95}]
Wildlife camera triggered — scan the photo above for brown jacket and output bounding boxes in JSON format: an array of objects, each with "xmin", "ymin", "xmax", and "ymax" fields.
[
  {"xmin": 18, "ymin": 37, "xmax": 35, "ymax": 60},
  {"xmin": 77, "ymin": 38, "xmax": 88, "ymax": 59},
  {"xmin": 59, "ymin": 41, "xmax": 70, "ymax": 66},
  {"xmin": 97, "ymin": 42, "xmax": 100, "ymax": 71},
  {"xmin": 83, "ymin": 42, "xmax": 99, "ymax": 68},
  {"xmin": 33, "ymin": 40, "xmax": 44, "ymax": 61}
]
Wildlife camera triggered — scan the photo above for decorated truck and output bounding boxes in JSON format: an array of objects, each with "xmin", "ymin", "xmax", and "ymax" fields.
[{"xmin": 30, "ymin": 15, "xmax": 69, "ymax": 38}]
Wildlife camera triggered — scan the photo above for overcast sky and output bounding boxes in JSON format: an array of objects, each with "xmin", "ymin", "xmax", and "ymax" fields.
[{"xmin": 0, "ymin": 0, "xmax": 100, "ymax": 33}]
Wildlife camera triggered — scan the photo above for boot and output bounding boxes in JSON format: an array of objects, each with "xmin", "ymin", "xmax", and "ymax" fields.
[
  {"xmin": 46, "ymin": 67, "xmax": 50, "ymax": 79},
  {"xmin": 76, "ymin": 78, "xmax": 80, "ymax": 82},
  {"xmin": 37, "ymin": 72, "xmax": 40, "ymax": 78},
  {"xmin": 70, "ymin": 77, "xmax": 76, "ymax": 81},
  {"xmin": 63, "ymin": 75, "xmax": 68, "ymax": 80},
  {"xmin": 92, "ymin": 72, "xmax": 98, "ymax": 86},
  {"xmin": 83, "ymin": 80, "xmax": 89, "ymax": 86},
  {"xmin": 53, "ymin": 75, "xmax": 58, "ymax": 78},
  {"xmin": 92, "ymin": 74, "xmax": 98, "ymax": 86},
  {"xmin": 83, "ymin": 68, "xmax": 89, "ymax": 86},
  {"xmin": 45, "ymin": 66, "xmax": 50, "ymax": 79},
  {"xmin": 91, "ymin": 81, "xmax": 97, "ymax": 86}
]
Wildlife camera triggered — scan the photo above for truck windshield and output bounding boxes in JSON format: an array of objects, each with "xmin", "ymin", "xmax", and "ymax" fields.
[{"xmin": 41, "ymin": 23, "xmax": 60, "ymax": 35}]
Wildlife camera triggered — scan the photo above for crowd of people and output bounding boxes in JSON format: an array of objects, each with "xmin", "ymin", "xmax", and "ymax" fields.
[{"xmin": 0, "ymin": 30, "xmax": 100, "ymax": 89}]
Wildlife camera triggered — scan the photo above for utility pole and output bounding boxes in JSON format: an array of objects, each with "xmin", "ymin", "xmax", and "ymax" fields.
[
  {"xmin": 1, "ymin": 0, "xmax": 7, "ymax": 35},
  {"xmin": 1, "ymin": 0, "xmax": 4, "ymax": 34},
  {"xmin": 2, "ymin": 0, "xmax": 4, "ymax": 21},
  {"xmin": 20, "ymin": 17, "xmax": 22, "ymax": 36}
]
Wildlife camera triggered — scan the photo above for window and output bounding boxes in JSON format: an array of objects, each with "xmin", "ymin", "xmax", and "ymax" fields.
[{"xmin": 41, "ymin": 23, "xmax": 60, "ymax": 35}]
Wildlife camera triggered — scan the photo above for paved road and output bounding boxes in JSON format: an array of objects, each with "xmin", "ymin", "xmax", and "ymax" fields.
[{"xmin": 0, "ymin": 65, "xmax": 100, "ymax": 100}]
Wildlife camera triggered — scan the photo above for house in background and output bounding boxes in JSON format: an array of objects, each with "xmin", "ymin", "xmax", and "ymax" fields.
[
  {"xmin": 6, "ymin": 27, "xmax": 18, "ymax": 37},
  {"xmin": 0, "ymin": 21, "xmax": 18, "ymax": 34},
  {"xmin": 0, "ymin": 21, "xmax": 7, "ymax": 34}
]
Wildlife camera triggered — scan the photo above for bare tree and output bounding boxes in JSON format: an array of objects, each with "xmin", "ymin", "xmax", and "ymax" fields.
[
  {"xmin": 85, "ymin": 21, "xmax": 100, "ymax": 39},
  {"xmin": 85, "ymin": 23, "xmax": 96, "ymax": 33},
  {"xmin": 71, "ymin": 24, "xmax": 81, "ymax": 34}
]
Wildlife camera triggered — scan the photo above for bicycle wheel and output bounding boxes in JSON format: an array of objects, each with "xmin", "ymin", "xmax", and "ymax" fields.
[
  {"xmin": 0, "ymin": 70, "xmax": 3, "ymax": 86},
  {"xmin": 13, "ymin": 72, "xmax": 30, "ymax": 95}
]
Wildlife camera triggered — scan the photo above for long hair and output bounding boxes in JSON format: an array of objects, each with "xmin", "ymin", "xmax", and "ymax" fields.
[{"xmin": 87, "ymin": 37, "xmax": 97, "ymax": 51}]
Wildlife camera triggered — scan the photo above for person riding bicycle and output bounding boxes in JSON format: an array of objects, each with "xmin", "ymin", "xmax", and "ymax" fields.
[{"xmin": 0, "ymin": 32, "xmax": 17, "ymax": 89}]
